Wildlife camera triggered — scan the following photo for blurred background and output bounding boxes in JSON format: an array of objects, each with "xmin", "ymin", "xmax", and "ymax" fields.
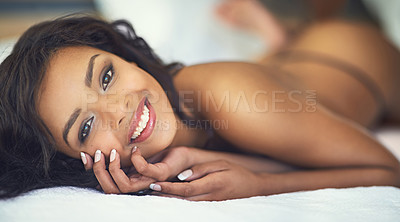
[{"xmin": 0, "ymin": 0, "xmax": 399, "ymax": 65}]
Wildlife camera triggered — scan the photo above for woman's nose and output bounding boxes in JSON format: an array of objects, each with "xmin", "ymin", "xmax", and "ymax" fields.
[
  {"xmin": 97, "ymin": 95, "xmax": 129, "ymax": 128},
  {"xmin": 86, "ymin": 92, "xmax": 138, "ymax": 157},
  {"xmin": 105, "ymin": 115, "xmax": 123, "ymax": 130}
]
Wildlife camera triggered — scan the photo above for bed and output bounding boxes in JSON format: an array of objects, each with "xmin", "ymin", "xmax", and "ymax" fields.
[
  {"xmin": 1, "ymin": 1, "xmax": 400, "ymax": 221},
  {"xmin": 0, "ymin": 128, "xmax": 399, "ymax": 222}
]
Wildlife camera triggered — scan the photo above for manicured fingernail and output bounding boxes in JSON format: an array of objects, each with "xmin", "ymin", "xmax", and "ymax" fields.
[
  {"xmin": 94, "ymin": 150, "xmax": 101, "ymax": 163},
  {"xmin": 131, "ymin": 146, "xmax": 137, "ymax": 154},
  {"xmin": 177, "ymin": 169, "xmax": 193, "ymax": 181},
  {"xmin": 80, "ymin": 152, "xmax": 87, "ymax": 165},
  {"xmin": 149, "ymin": 183, "xmax": 161, "ymax": 191},
  {"xmin": 110, "ymin": 149, "xmax": 116, "ymax": 162}
]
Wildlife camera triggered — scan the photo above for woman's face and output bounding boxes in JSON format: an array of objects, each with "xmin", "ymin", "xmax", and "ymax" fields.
[{"xmin": 38, "ymin": 46, "xmax": 177, "ymax": 167}]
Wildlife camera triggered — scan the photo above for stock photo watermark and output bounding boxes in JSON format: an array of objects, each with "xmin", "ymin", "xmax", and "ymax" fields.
[
  {"xmin": 80, "ymin": 89, "xmax": 318, "ymax": 130},
  {"xmin": 177, "ymin": 89, "xmax": 318, "ymax": 113}
]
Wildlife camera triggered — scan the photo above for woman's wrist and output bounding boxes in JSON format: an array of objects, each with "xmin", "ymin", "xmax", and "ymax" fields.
[{"xmin": 255, "ymin": 172, "xmax": 281, "ymax": 196}]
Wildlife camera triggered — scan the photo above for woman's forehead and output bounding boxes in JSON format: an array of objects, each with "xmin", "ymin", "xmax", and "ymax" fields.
[
  {"xmin": 52, "ymin": 46, "xmax": 103, "ymax": 63},
  {"xmin": 43, "ymin": 46, "xmax": 108, "ymax": 89},
  {"xmin": 41, "ymin": 47, "xmax": 96, "ymax": 100}
]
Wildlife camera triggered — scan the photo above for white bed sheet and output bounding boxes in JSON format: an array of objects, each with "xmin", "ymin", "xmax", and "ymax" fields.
[
  {"xmin": 0, "ymin": 128, "xmax": 399, "ymax": 222},
  {"xmin": 0, "ymin": 185, "xmax": 399, "ymax": 222}
]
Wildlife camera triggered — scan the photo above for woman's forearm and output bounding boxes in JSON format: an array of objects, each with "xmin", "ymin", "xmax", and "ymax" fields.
[
  {"xmin": 259, "ymin": 166, "xmax": 400, "ymax": 195},
  {"xmin": 191, "ymin": 148, "xmax": 299, "ymax": 173}
]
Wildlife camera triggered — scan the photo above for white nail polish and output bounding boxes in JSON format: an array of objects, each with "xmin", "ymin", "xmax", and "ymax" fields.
[
  {"xmin": 149, "ymin": 183, "xmax": 161, "ymax": 191},
  {"xmin": 94, "ymin": 150, "xmax": 101, "ymax": 163},
  {"xmin": 110, "ymin": 149, "xmax": 116, "ymax": 162},
  {"xmin": 80, "ymin": 152, "xmax": 87, "ymax": 165},
  {"xmin": 177, "ymin": 169, "xmax": 193, "ymax": 181},
  {"xmin": 131, "ymin": 146, "xmax": 137, "ymax": 154}
]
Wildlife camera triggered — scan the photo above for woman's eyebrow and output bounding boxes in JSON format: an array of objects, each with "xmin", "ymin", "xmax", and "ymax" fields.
[
  {"xmin": 62, "ymin": 108, "xmax": 81, "ymax": 147},
  {"xmin": 85, "ymin": 54, "xmax": 100, "ymax": 87},
  {"xmin": 61, "ymin": 54, "xmax": 101, "ymax": 147}
]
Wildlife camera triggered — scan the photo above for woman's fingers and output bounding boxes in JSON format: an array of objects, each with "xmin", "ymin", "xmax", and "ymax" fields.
[
  {"xmin": 80, "ymin": 152, "xmax": 93, "ymax": 171},
  {"xmin": 130, "ymin": 147, "xmax": 170, "ymax": 181},
  {"xmin": 152, "ymin": 174, "xmax": 219, "ymax": 197},
  {"xmin": 84, "ymin": 149, "xmax": 156, "ymax": 194},
  {"xmin": 178, "ymin": 160, "xmax": 231, "ymax": 181},
  {"xmin": 130, "ymin": 146, "xmax": 196, "ymax": 181},
  {"xmin": 92, "ymin": 150, "xmax": 120, "ymax": 194},
  {"xmin": 151, "ymin": 160, "xmax": 232, "ymax": 197},
  {"xmin": 152, "ymin": 191, "xmax": 213, "ymax": 201},
  {"xmin": 108, "ymin": 149, "xmax": 155, "ymax": 193}
]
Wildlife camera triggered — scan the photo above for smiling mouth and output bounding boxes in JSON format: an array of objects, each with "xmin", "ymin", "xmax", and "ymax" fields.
[
  {"xmin": 130, "ymin": 104, "xmax": 149, "ymax": 140},
  {"xmin": 127, "ymin": 96, "xmax": 156, "ymax": 144}
]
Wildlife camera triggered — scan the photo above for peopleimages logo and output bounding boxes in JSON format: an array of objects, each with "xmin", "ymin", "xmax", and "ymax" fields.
[
  {"xmin": 176, "ymin": 89, "xmax": 318, "ymax": 113},
  {"xmin": 81, "ymin": 89, "xmax": 318, "ymax": 114},
  {"xmin": 79, "ymin": 89, "xmax": 318, "ymax": 130}
]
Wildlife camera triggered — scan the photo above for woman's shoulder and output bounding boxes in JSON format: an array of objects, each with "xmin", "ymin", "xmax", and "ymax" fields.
[
  {"xmin": 173, "ymin": 61, "xmax": 280, "ymax": 92},
  {"xmin": 172, "ymin": 61, "xmax": 292, "ymax": 124},
  {"xmin": 174, "ymin": 61, "xmax": 249, "ymax": 80}
]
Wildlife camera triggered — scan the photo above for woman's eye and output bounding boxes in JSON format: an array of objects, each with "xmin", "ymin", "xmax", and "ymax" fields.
[
  {"xmin": 102, "ymin": 66, "xmax": 114, "ymax": 90},
  {"xmin": 79, "ymin": 116, "xmax": 94, "ymax": 143}
]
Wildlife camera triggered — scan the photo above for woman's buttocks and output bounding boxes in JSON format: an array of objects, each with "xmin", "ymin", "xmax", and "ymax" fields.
[
  {"xmin": 289, "ymin": 20, "xmax": 400, "ymax": 107},
  {"xmin": 273, "ymin": 60, "xmax": 381, "ymax": 127},
  {"xmin": 274, "ymin": 20, "xmax": 400, "ymax": 126}
]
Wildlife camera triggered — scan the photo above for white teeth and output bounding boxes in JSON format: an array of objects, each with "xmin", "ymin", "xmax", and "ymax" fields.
[
  {"xmin": 131, "ymin": 105, "xmax": 150, "ymax": 140},
  {"xmin": 141, "ymin": 113, "xmax": 149, "ymax": 121}
]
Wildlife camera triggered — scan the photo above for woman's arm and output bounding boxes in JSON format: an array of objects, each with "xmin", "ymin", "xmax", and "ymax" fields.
[
  {"xmin": 261, "ymin": 166, "xmax": 400, "ymax": 196},
  {"xmin": 186, "ymin": 147, "xmax": 300, "ymax": 174},
  {"xmin": 152, "ymin": 160, "xmax": 399, "ymax": 200},
  {"xmin": 181, "ymin": 62, "xmax": 400, "ymax": 181},
  {"xmin": 146, "ymin": 62, "xmax": 400, "ymax": 200}
]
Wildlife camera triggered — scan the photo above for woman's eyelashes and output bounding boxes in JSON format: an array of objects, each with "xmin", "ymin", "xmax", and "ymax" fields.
[
  {"xmin": 101, "ymin": 64, "xmax": 114, "ymax": 91},
  {"xmin": 77, "ymin": 64, "xmax": 115, "ymax": 144},
  {"xmin": 79, "ymin": 116, "xmax": 94, "ymax": 144}
]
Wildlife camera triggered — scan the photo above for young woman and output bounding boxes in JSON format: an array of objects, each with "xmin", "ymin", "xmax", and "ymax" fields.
[{"xmin": 1, "ymin": 8, "xmax": 399, "ymax": 200}]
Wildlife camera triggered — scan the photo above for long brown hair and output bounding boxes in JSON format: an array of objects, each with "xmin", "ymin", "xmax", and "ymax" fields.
[{"xmin": 0, "ymin": 15, "xmax": 189, "ymax": 199}]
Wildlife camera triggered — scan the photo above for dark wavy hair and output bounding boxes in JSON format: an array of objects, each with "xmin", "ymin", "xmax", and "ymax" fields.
[{"xmin": 0, "ymin": 15, "xmax": 190, "ymax": 199}]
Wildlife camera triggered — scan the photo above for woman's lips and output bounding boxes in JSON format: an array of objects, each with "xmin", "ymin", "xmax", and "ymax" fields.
[{"xmin": 127, "ymin": 96, "xmax": 156, "ymax": 144}]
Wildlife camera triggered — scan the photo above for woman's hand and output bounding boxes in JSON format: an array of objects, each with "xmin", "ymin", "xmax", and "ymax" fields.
[
  {"xmin": 128, "ymin": 146, "xmax": 197, "ymax": 182},
  {"xmin": 80, "ymin": 146, "xmax": 277, "ymax": 199},
  {"xmin": 80, "ymin": 146, "xmax": 199, "ymax": 194},
  {"xmin": 150, "ymin": 160, "xmax": 267, "ymax": 201}
]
